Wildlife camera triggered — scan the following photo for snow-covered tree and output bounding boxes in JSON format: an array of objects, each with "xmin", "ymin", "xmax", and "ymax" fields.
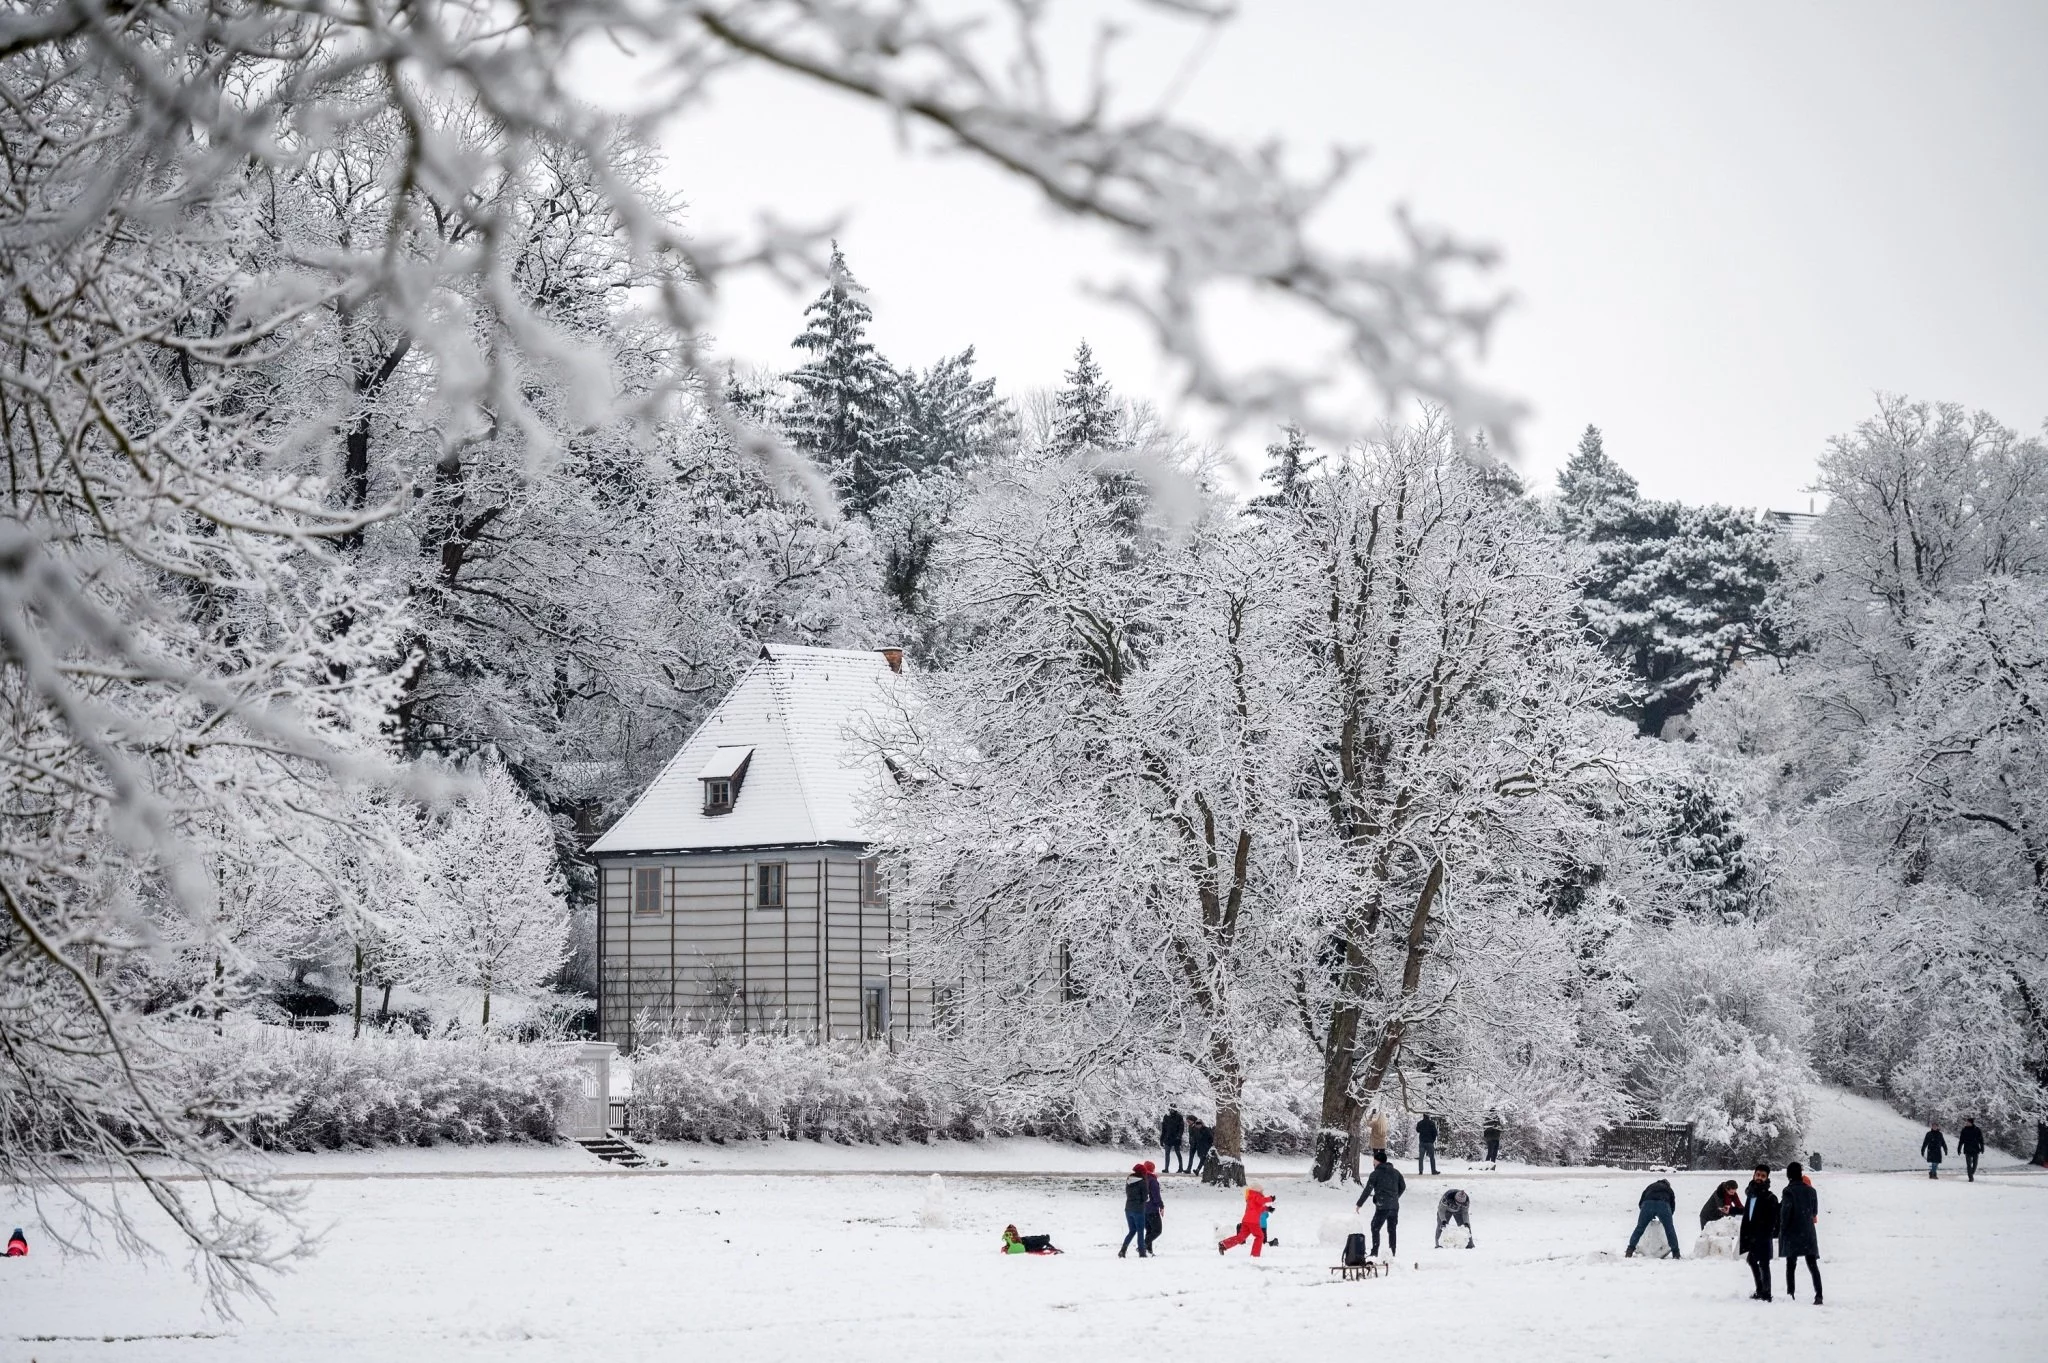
[
  {"xmin": 395, "ymin": 765, "xmax": 571, "ymax": 1028},
  {"xmin": 880, "ymin": 449, "xmax": 1318, "ymax": 1177},
  {"xmin": 1250, "ymin": 424, "xmax": 1321, "ymax": 510},
  {"xmin": 1051, "ymin": 341, "xmax": 1124, "ymax": 455},
  {"xmin": 788, "ymin": 244, "xmax": 900, "ymax": 514},
  {"xmin": 1554, "ymin": 429, "xmax": 1785, "ymax": 734},
  {"xmin": 1278, "ymin": 415, "xmax": 1638, "ymax": 1181}
]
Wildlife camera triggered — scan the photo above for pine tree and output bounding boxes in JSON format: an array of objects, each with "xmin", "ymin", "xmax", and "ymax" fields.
[
  {"xmin": 1556, "ymin": 429, "xmax": 1782, "ymax": 735},
  {"xmin": 1468, "ymin": 429, "xmax": 1525, "ymax": 502},
  {"xmin": 1051, "ymin": 340, "xmax": 1122, "ymax": 455},
  {"xmin": 1557, "ymin": 424, "xmax": 1639, "ymax": 530},
  {"xmin": 787, "ymin": 242, "xmax": 899, "ymax": 514},
  {"xmin": 891, "ymin": 346, "xmax": 1011, "ymax": 474},
  {"xmin": 1251, "ymin": 423, "xmax": 1320, "ymax": 509}
]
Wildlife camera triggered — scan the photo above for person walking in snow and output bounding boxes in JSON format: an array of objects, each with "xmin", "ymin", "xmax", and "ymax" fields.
[
  {"xmin": 1367, "ymin": 1110, "xmax": 1390, "ymax": 1163},
  {"xmin": 1778, "ymin": 1161, "xmax": 1821, "ymax": 1305},
  {"xmin": 1921, "ymin": 1123, "xmax": 1947, "ymax": 1179},
  {"xmin": 1143, "ymin": 1161, "xmax": 1165, "ymax": 1253},
  {"xmin": 1415, "ymin": 1114, "xmax": 1439, "ymax": 1176},
  {"xmin": 1482, "ymin": 1111, "xmax": 1503, "ymax": 1168},
  {"xmin": 1219, "ymin": 1185, "xmax": 1274, "ymax": 1257},
  {"xmin": 1356, "ymin": 1150, "xmax": 1407, "ymax": 1256},
  {"xmin": 1625, "ymin": 1177, "xmax": 1682, "ymax": 1259},
  {"xmin": 1739, "ymin": 1165, "xmax": 1781, "ymax": 1301},
  {"xmin": 1187, "ymin": 1116, "xmax": 1214, "ymax": 1177},
  {"xmin": 2032, "ymin": 1119, "xmax": 2048, "ymax": 1167},
  {"xmin": 1434, "ymin": 1188, "xmax": 1474, "ymax": 1248},
  {"xmin": 1160, "ymin": 1107, "xmax": 1187, "ymax": 1174},
  {"xmin": 1120, "ymin": 1162, "xmax": 1152, "ymax": 1258},
  {"xmin": 1958, "ymin": 1117, "xmax": 1984, "ymax": 1182}
]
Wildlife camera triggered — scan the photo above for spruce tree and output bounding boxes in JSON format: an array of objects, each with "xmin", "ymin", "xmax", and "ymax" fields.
[
  {"xmin": 787, "ymin": 242, "xmax": 899, "ymax": 514},
  {"xmin": 1052, "ymin": 340, "xmax": 1122, "ymax": 455},
  {"xmin": 892, "ymin": 346, "xmax": 1011, "ymax": 474},
  {"xmin": 1556, "ymin": 424, "xmax": 1638, "ymax": 531},
  {"xmin": 1251, "ymin": 423, "xmax": 1321, "ymax": 510}
]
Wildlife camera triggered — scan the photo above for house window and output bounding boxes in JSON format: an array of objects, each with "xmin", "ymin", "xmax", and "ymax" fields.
[
  {"xmin": 633, "ymin": 867, "xmax": 662, "ymax": 917},
  {"xmin": 756, "ymin": 861, "xmax": 786, "ymax": 911},
  {"xmin": 863, "ymin": 982, "xmax": 890, "ymax": 1040},
  {"xmin": 704, "ymin": 778, "xmax": 733, "ymax": 814},
  {"xmin": 858, "ymin": 856, "xmax": 883, "ymax": 906},
  {"xmin": 698, "ymin": 745, "xmax": 752, "ymax": 815}
]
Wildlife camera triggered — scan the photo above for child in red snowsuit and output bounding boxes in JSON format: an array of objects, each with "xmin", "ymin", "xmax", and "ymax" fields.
[
  {"xmin": 1218, "ymin": 1186, "xmax": 1274, "ymax": 1257},
  {"xmin": 5, "ymin": 1229, "xmax": 25, "ymax": 1257}
]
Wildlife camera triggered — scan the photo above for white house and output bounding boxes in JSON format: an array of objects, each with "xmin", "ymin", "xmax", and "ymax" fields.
[{"xmin": 588, "ymin": 643, "xmax": 927, "ymax": 1050}]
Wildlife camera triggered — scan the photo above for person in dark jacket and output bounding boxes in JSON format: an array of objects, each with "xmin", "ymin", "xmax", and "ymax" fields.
[
  {"xmin": 1739, "ymin": 1166, "xmax": 1780, "ymax": 1300},
  {"xmin": 2032, "ymin": 1120, "xmax": 2048, "ymax": 1167},
  {"xmin": 1482, "ymin": 1111, "xmax": 1503, "ymax": 1168},
  {"xmin": 1921, "ymin": 1123, "xmax": 1947, "ymax": 1179},
  {"xmin": 1142, "ymin": 1161, "xmax": 1165, "ymax": 1252},
  {"xmin": 1160, "ymin": 1108, "xmax": 1187, "ymax": 1174},
  {"xmin": 1434, "ymin": 1188, "xmax": 1474, "ymax": 1248},
  {"xmin": 1355, "ymin": 1151, "xmax": 1407, "ymax": 1256},
  {"xmin": 1415, "ymin": 1114, "xmax": 1439, "ymax": 1175},
  {"xmin": 1187, "ymin": 1116, "xmax": 1214, "ymax": 1176},
  {"xmin": 1778, "ymin": 1161, "xmax": 1821, "ymax": 1305},
  {"xmin": 1119, "ymin": 1163, "xmax": 1152, "ymax": 1257},
  {"xmin": 1700, "ymin": 1179, "xmax": 1742, "ymax": 1227},
  {"xmin": 1625, "ymin": 1178, "xmax": 1681, "ymax": 1259},
  {"xmin": 1958, "ymin": 1118, "xmax": 1984, "ymax": 1182}
]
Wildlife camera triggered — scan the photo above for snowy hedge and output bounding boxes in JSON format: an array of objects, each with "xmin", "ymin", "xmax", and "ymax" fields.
[
  {"xmin": 624, "ymin": 1032, "xmax": 1320, "ymax": 1150},
  {"xmin": 185, "ymin": 1025, "xmax": 582, "ymax": 1151}
]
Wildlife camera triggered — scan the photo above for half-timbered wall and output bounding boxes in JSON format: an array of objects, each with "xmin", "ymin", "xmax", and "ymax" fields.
[{"xmin": 596, "ymin": 850, "xmax": 930, "ymax": 1052}]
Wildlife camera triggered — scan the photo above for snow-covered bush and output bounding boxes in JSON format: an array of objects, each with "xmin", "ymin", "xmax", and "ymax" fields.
[
  {"xmin": 1627, "ymin": 921, "xmax": 1813, "ymax": 1163},
  {"xmin": 184, "ymin": 1025, "xmax": 581, "ymax": 1151},
  {"xmin": 623, "ymin": 1031, "xmax": 1322, "ymax": 1150}
]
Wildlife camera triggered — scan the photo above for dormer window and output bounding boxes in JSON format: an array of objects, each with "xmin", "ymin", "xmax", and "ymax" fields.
[{"xmin": 698, "ymin": 745, "xmax": 753, "ymax": 816}]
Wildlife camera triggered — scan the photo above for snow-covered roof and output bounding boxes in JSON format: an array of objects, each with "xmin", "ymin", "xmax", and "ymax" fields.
[{"xmin": 589, "ymin": 645, "xmax": 906, "ymax": 855}]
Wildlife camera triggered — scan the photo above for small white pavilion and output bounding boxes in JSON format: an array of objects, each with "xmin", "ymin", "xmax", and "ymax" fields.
[{"xmin": 588, "ymin": 644, "xmax": 926, "ymax": 1049}]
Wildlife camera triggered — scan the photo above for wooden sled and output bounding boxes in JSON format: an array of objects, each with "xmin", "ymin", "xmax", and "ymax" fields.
[{"xmin": 1330, "ymin": 1261, "xmax": 1385, "ymax": 1281}]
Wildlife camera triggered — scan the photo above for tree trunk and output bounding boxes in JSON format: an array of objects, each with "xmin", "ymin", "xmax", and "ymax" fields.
[
  {"xmin": 1201, "ymin": 1040, "xmax": 1249, "ymax": 1187},
  {"xmin": 378, "ymin": 980, "xmax": 393, "ymax": 1025},
  {"xmin": 351, "ymin": 944, "xmax": 364, "ymax": 1040},
  {"xmin": 481, "ymin": 988, "xmax": 492, "ymax": 1029},
  {"xmin": 1312, "ymin": 990, "xmax": 1362, "ymax": 1182}
]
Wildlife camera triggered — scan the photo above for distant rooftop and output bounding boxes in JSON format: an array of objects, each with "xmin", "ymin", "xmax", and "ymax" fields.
[{"xmin": 588, "ymin": 644, "xmax": 907, "ymax": 856}]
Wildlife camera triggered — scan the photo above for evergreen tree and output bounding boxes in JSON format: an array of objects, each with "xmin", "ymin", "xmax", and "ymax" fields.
[
  {"xmin": 787, "ymin": 243, "xmax": 899, "ymax": 514},
  {"xmin": 1557, "ymin": 424, "xmax": 1638, "ymax": 531},
  {"xmin": 1051, "ymin": 340, "xmax": 1122, "ymax": 455},
  {"xmin": 1556, "ymin": 429, "xmax": 1783, "ymax": 735},
  {"xmin": 891, "ymin": 346, "xmax": 1012, "ymax": 474},
  {"xmin": 1468, "ymin": 429, "xmax": 1525, "ymax": 502},
  {"xmin": 1251, "ymin": 423, "xmax": 1320, "ymax": 509}
]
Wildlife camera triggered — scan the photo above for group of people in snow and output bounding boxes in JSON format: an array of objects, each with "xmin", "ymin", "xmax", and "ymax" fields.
[{"xmin": 1156, "ymin": 1108, "xmax": 1215, "ymax": 1177}]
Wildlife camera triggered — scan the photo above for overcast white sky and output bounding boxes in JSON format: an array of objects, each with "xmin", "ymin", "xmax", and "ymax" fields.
[{"xmin": 635, "ymin": 0, "xmax": 2046, "ymax": 510}]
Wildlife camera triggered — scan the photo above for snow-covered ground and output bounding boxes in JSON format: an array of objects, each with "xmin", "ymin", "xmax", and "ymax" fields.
[{"xmin": 7, "ymin": 1091, "xmax": 2044, "ymax": 1362}]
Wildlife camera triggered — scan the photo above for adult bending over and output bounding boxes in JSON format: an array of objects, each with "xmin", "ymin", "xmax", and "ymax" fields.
[{"xmin": 1626, "ymin": 1177, "xmax": 1682, "ymax": 1259}]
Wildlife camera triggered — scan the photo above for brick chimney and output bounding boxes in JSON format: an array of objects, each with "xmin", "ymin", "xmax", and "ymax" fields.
[{"xmin": 879, "ymin": 647, "xmax": 904, "ymax": 674}]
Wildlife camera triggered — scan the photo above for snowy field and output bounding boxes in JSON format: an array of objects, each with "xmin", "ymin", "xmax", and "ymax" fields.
[{"xmin": 7, "ymin": 1139, "xmax": 2044, "ymax": 1363}]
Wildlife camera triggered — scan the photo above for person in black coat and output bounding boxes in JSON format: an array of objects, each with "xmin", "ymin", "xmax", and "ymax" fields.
[
  {"xmin": 1119, "ymin": 1163, "xmax": 1152, "ymax": 1257},
  {"xmin": 1739, "ymin": 1166, "xmax": 1781, "ymax": 1301},
  {"xmin": 1160, "ymin": 1108, "xmax": 1187, "ymax": 1174},
  {"xmin": 1958, "ymin": 1118, "xmax": 1984, "ymax": 1182},
  {"xmin": 1187, "ymin": 1116, "xmax": 1214, "ymax": 1176},
  {"xmin": 1625, "ymin": 1177, "xmax": 1681, "ymax": 1258},
  {"xmin": 1921, "ymin": 1124, "xmax": 1947, "ymax": 1179},
  {"xmin": 1355, "ymin": 1151, "xmax": 1407, "ymax": 1256},
  {"xmin": 2032, "ymin": 1120, "xmax": 2048, "ymax": 1168},
  {"xmin": 1778, "ymin": 1161, "xmax": 1821, "ymax": 1305},
  {"xmin": 1482, "ymin": 1111, "xmax": 1503, "ymax": 1167},
  {"xmin": 1416, "ymin": 1114, "xmax": 1439, "ymax": 1176}
]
